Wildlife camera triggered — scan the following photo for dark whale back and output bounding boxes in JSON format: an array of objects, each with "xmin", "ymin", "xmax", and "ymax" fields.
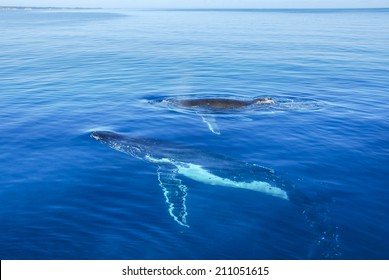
[
  {"xmin": 172, "ymin": 97, "xmax": 274, "ymax": 110},
  {"xmin": 178, "ymin": 98, "xmax": 253, "ymax": 109}
]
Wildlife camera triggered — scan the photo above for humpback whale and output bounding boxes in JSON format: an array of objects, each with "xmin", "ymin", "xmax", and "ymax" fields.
[
  {"xmin": 158, "ymin": 97, "xmax": 275, "ymax": 135},
  {"xmin": 91, "ymin": 131, "xmax": 308, "ymax": 227},
  {"xmin": 167, "ymin": 97, "xmax": 275, "ymax": 110},
  {"xmin": 91, "ymin": 130, "xmax": 340, "ymax": 257}
]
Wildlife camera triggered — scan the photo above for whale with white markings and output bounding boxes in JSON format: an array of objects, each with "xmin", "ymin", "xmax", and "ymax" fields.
[
  {"xmin": 90, "ymin": 130, "xmax": 311, "ymax": 227},
  {"xmin": 90, "ymin": 130, "xmax": 341, "ymax": 258}
]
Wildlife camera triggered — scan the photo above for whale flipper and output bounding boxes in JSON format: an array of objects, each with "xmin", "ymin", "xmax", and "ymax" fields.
[
  {"xmin": 198, "ymin": 113, "xmax": 220, "ymax": 135},
  {"xmin": 157, "ymin": 165, "xmax": 189, "ymax": 227}
]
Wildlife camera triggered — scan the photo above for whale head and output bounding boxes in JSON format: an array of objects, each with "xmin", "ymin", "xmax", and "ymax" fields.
[
  {"xmin": 91, "ymin": 131, "xmax": 147, "ymax": 160},
  {"xmin": 91, "ymin": 131, "xmax": 123, "ymax": 142},
  {"xmin": 254, "ymin": 97, "xmax": 275, "ymax": 105}
]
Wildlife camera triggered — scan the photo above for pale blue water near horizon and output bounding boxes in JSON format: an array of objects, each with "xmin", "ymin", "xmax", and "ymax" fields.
[{"xmin": 0, "ymin": 8, "xmax": 388, "ymax": 260}]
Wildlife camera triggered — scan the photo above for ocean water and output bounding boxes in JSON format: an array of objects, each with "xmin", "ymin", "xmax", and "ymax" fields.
[{"xmin": 0, "ymin": 8, "xmax": 388, "ymax": 260}]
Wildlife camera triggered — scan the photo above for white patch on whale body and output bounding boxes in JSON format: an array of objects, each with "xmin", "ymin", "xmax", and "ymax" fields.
[
  {"xmin": 145, "ymin": 156, "xmax": 289, "ymax": 200},
  {"xmin": 177, "ymin": 163, "xmax": 289, "ymax": 200}
]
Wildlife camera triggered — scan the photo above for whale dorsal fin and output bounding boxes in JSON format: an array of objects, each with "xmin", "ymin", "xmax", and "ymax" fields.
[{"xmin": 157, "ymin": 165, "xmax": 189, "ymax": 227}]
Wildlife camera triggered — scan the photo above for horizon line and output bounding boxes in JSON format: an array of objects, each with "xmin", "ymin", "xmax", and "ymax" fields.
[{"xmin": 1, "ymin": 6, "xmax": 389, "ymax": 10}]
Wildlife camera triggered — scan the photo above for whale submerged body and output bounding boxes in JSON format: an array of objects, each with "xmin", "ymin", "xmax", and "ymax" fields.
[
  {"xmin": 91, "ymin": 131, "xmax": 307, "ymax": 227},
  {"xmin": 91, "ymin": 130, "xmax": 340, "ymax": 257}
]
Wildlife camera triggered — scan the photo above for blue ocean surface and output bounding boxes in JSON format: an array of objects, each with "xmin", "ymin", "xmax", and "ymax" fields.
[{"xmin": 0, "ymin": 8, "xmax": 388, "ymax": 260}]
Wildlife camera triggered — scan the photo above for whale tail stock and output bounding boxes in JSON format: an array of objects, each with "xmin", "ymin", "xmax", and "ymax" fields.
[
  {"xmin": 302, "ymin": 203, "xmax": 341, "ymax": 259},
  {"xmin": 287, "ymin": 187, "xmax": 342, "ymax": 259}
]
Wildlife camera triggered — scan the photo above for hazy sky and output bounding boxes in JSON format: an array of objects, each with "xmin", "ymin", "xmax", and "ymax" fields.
[{"xmin": 2, "ymin": 0, "xmax": 389, "ymax": 9}]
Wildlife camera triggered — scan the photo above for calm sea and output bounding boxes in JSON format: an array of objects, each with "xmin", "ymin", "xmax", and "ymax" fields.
[{"xmin": 0, "ymin": 8, "xmax": 388, "ymax": 260}]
